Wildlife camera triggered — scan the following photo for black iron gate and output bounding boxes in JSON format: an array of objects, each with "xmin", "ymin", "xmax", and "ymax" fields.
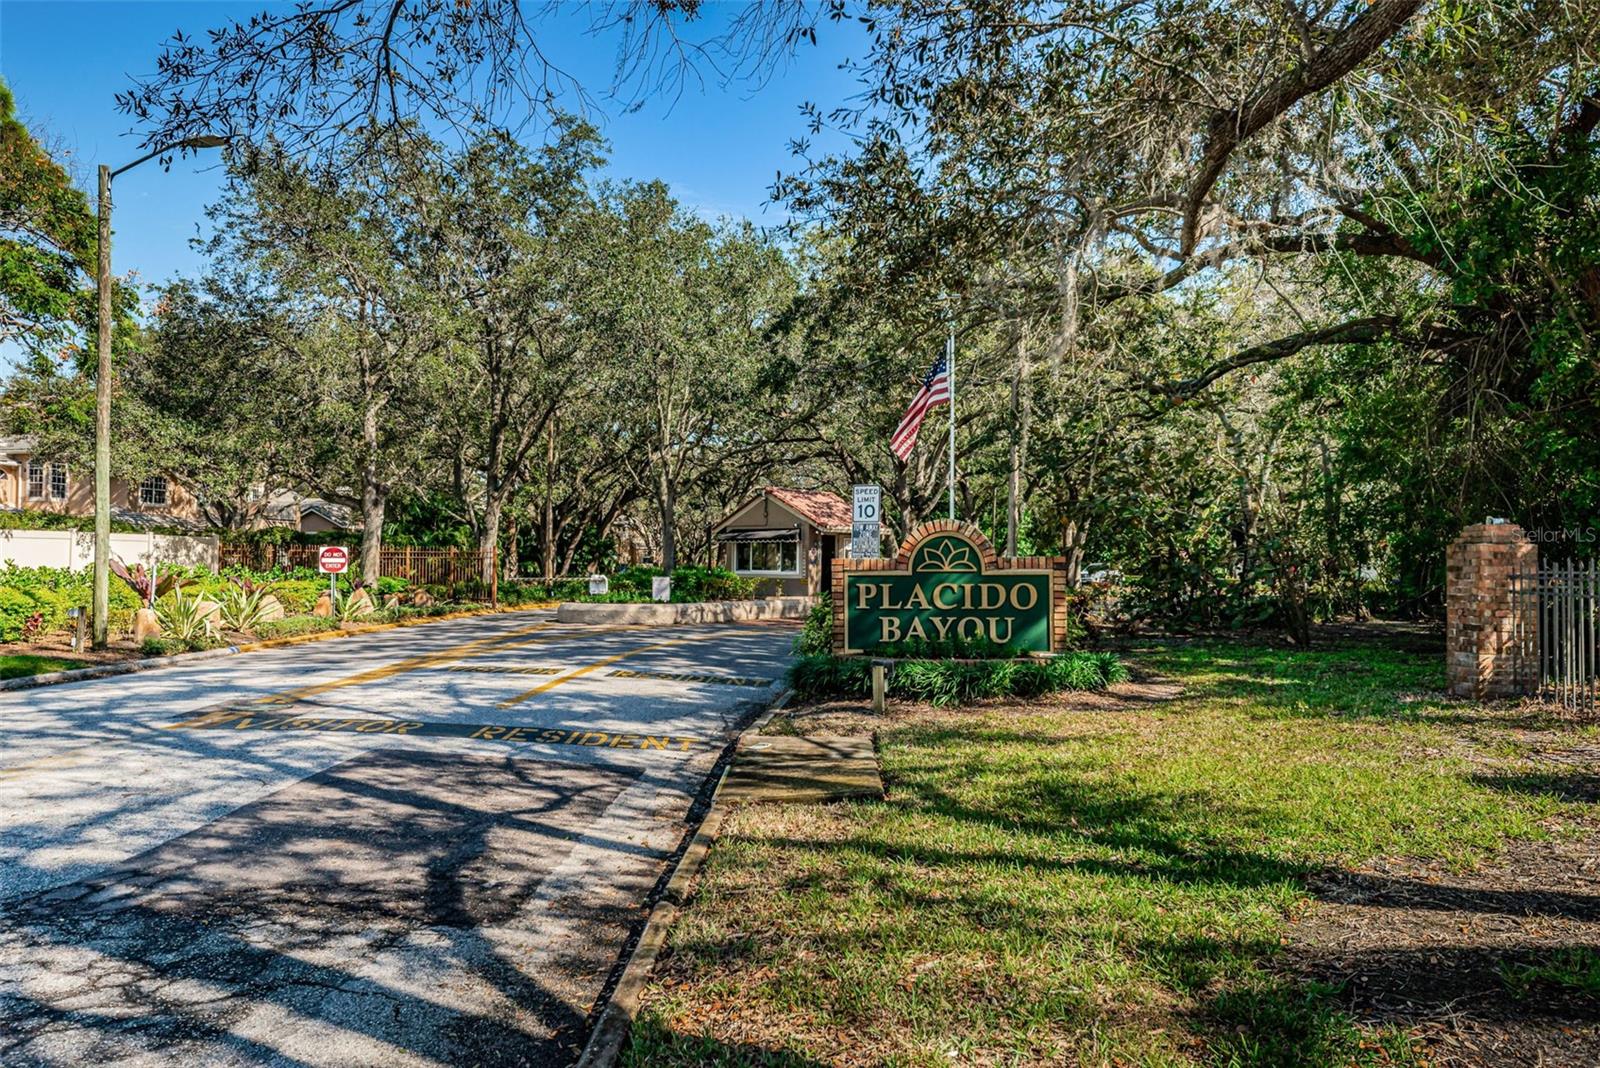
[{"xmin": 1511, "ymin": 559, "xmax": 1598, "ymax": 713}]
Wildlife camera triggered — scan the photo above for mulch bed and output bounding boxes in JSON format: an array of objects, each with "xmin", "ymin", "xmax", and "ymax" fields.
[
  {"xmin": 1285, "ymin": 828, "xmax": 1600, "ymax": 1066},
  {"xmin": 5, "ymin": 632, "xmax": 144, "ymax": 665}
]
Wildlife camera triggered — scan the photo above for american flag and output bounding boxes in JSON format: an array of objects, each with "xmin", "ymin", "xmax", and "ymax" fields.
[{"xmin": 890, "ymin": 353, "xmax": 951, "ymax": 461}]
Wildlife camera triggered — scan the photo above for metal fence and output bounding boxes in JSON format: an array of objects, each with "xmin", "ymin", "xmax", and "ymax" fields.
[
  {"xmin": 1511, "ymin": 559, "xmax": 1598, "ymax": 713},
  {"xmin": 218, "ymin": 543, "xmax": 495, "ymax": 586}
]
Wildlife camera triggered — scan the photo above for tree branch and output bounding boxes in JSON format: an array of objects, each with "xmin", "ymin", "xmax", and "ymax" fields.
[
  {"xmin": 1179, "ymin": 0, "xmax": 1425, "ymax": 255},
  {"xmin": 1152, "ymin": 315, "xmax": 1401, "ymax": 399}
]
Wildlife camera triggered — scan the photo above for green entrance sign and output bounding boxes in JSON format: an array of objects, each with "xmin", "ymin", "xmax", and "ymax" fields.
[{"xmin": 840, "ymin": 529, "xmax": 1055, "ymax": 654}]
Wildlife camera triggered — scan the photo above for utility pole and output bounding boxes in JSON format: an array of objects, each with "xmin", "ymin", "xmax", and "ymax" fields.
[{"xmin": 91, "ymin": 137, "xmax": 226, "ymax": 647}]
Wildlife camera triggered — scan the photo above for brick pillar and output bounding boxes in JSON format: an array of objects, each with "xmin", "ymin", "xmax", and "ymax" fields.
[{"xmin": 1446, "ymin": 523, "xmax": 1537, "ymax": 698}]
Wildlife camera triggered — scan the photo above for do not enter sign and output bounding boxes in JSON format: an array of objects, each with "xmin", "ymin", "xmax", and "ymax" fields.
[{"xmin": 317, "ymin": 546, "xmax": 350, "ymax": 574}]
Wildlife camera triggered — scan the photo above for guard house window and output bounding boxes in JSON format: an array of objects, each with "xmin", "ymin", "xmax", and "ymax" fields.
[
  {"xmin": 28, "ymin": 461, "xmax": 66, "ymax": 500},
  {"xmin": 734, "ymin": 538, "xmax": 800, "ymax": 576},
  {"xmin": 139, "ymin": 475, "xmax": 169, "ymax": 507}
]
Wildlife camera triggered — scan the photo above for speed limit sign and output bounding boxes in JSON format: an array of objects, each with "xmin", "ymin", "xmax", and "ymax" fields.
[{"xmin": 851, "ymin": 485, "xmax": 881, "ymax": 559}]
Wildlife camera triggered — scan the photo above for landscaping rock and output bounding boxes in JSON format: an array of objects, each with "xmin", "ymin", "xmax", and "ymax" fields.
[
  {"xmin": 257, "ymin": 593, "xmax": 286, "ymax": 622},
  {"xmin": 195, "ymin": 599, "xmax": 224, "ymax": 627},
  {"xmin": 412, "ymin": 590, "xmax": 435, "ymax": 608},
  {"xmin": 347, "ymin": 588, "xmax": 376, "ymax": 616},
  {"xmin": 132, "ymin": 608, "xmax": 162, "ymax": 642}
]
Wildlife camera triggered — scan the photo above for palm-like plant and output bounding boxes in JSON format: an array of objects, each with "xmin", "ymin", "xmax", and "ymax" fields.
[
  {"xmin": 109, "ymin": 559, "xmax": 186, "ymax": 607},
  {"xmin": 156, "ymin": 584, "xmax": 215, "ymax": 641},
  {"xmin": 217, "ymin": 579, "xmax": 275, "ymax": 633},
  {"xmin": 334, "ymin": 582, "xmax": 373, "ymax": 623}
]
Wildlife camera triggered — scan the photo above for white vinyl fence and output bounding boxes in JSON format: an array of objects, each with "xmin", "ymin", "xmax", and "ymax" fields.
[{"xmin": 0, "ymin": 529, "xmax": 219, "ymax": 572}]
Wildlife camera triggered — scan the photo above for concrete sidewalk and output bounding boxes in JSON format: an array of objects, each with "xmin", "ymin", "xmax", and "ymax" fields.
[{"xmin": 721, "ymin": 734, "xmax": 883, "ymax": 803}]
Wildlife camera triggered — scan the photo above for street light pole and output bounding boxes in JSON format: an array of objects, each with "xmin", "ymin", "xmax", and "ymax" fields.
[{"xmin": 92, "ymin": 137, "xmax": 227, "ymax": 648}]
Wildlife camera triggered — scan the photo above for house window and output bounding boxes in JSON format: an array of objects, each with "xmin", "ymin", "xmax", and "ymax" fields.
[
  {"xmin": 139, "ymin": 475, "xmax": 169, "ymax": 507},
  {"xmin": 734, "ymin": 538, "xmax": 801, "ymax": 576},
  {"xmin": 28, "ymin": 461, "xmax": 66, "ymax": 500}
]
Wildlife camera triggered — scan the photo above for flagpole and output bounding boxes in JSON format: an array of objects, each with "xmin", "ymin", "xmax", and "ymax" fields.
[{"xmin": 946, "ymin": 327, "xmax": 956, "ymax": 520}]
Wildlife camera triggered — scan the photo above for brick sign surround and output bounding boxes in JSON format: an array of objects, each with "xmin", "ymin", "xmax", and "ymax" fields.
[{"xmin": 831, "ymin": 521, "xmax": 1071, "ymax": 654}]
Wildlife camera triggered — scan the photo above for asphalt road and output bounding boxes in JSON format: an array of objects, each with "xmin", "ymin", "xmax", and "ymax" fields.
[{"xmin": 0, "ymin": 610, "xmax": 796, "ymax": 1067}]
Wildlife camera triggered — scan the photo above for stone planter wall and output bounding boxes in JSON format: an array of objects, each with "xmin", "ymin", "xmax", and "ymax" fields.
[{"xmin": 554, "ymin": 596, "xmax": 814, "ymax": 626}]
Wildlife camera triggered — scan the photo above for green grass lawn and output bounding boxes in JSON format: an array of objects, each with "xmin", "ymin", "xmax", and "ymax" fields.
[
  {"xmin": 0, "ymin": 653, "xmax": 88, "ymax": 679},
  {"xmin": 625, "ymin": 640, "xmax": 1597, "ymax": 1067}
]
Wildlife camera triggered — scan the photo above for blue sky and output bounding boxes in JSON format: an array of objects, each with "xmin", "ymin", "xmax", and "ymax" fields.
[{"xmin": 0, "ymin": 0, "xmax": 867, "ymax": 295}]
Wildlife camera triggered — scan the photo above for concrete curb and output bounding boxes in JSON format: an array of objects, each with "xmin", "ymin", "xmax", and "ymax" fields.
[
  {"xmin": 556, "ymin": 596, "xmax": 813, "ymax": 626},
  {"xmin": 0, "ymin": 603, "xmax": 557, "ymax": 693},
  {"xmin": 575, "ymin": 687, "xmax": 793, "ymax": 1068}
]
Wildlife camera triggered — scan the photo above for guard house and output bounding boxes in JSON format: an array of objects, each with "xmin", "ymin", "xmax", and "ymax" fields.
[{"xmin": 712, "ymin": 487, "xmax": 853, "ymax": 597}]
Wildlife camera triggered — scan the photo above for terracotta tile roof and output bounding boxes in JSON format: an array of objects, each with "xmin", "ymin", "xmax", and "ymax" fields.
[{"xmin": 762, "ymin": 487, "xmax": 853, "ymax": 532}]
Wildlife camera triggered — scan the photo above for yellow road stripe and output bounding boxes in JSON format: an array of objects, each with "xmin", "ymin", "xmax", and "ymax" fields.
[
  {"xmin": 189, "ymin": 624, "xmax": 638, "ymax": 720},
  {"xmin": 496, "ymin": 637, "xmax": 699, "ymax": 708},
  {"xmin": 253, "ymin": 621, "xmax": 557, "ymax": 705}
]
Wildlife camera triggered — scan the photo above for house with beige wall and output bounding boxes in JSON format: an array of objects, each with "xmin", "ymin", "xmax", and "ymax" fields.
[
  {"xmin": 712, "ymin": 487, "xmax": 853, "ymax": 597},
  {"xmin": 0, "ymin": 436, "xmax": 205, "ymax": 529}
]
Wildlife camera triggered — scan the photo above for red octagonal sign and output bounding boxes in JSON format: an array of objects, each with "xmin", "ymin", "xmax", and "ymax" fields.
[{"xmin": 317, "ymin": 546, "xmax": 350, "ymax": 574}]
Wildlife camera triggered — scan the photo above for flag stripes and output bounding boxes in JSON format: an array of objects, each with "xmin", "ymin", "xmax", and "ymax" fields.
[{"xmin": 890, "ymin": 353, "xmax": 951, "ymax": 460}]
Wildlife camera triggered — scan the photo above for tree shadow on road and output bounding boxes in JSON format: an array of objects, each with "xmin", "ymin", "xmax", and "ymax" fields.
[{"xmin": 2, "ymin": 748, "xmax": 661, "ymax": 1067}]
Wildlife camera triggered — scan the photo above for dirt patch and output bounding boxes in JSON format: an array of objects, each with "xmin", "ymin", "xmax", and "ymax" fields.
[
  {"xmin": 769, "ymin": 673, "xmax": 1184, "ymax": 736},
  {"xmin": 5, "ymin": 632, "xmax": 145, "ymax": 665},
  {"xmin": 1285, "ymin": 829, "xmax": 1600, "ymax": 1067}
]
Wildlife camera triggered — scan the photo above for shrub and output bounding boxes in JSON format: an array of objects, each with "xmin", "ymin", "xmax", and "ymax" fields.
[
  {"xmin": 333, "ymin": 586, "xmax": 377, "ymax": 622},
  {"xmin": 156, "ymin": 586, "xmax": 217, "ymax": 643},
  {"xmin": 610, "ymin": 566, "xmax": 658, "ymax": 596},
  {"xmin": 545, "ymin": 564, "xmax": 759, "ymax": 605},
  {"xmin": 106, "ymin": 581, "xmax": 141, "ymax": 636},
  {"xmin": 789, "ymin": 653, "xmax": 872, "ymax": 699},
  {"xmin": 271, "ymin": 579, "xmax": 331, "ymax": 615},
  {"xmin": 794, "ymin": 595, "xmax": 833, "ymax": 655},
  {"xmin": 667, "ymin": 565, "xmax": 756, "ymax": 602},
  {"xmin": 217, "ymin": 583, "xmax": 277, "ymax": 633},
  {"xmin": 0, "ymin": 510, "xmax": 197, "ymax": 536},
  {"xmin": 374, "ymin": 576, "xmax": 409, "ymax": 597},
  {"xmin": 498, "ymin": 581, "xmax": 553, "ymax": 605},
  {"xmin": 142, "ymin": 634, "xmax": 225, "ymax": 655},
  {"xmin": 787, "ymin": 650, "xmax": 1126, "ymax": 706},
  {"xmin": 0, "ymin": 587, "xmax": 39, "ymax": 642},
  {"xmin": 543, "ymin": 578, "xmax": 589, "ymax": 600},
  {"xmin": 21, "ymin": 587, "xmax": 67, "ymax": 637},
  {"xmin": 254, "ymin": 615, "xmax": 339, "ymax": 640}
]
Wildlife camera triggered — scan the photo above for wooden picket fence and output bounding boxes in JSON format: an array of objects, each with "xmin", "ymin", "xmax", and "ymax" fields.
[{"xmin": 218, "ymin": 543, "xmax": 495, "ymax": 586}]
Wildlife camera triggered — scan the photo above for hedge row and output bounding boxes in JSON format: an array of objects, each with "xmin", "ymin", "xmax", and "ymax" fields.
[
  {"xmin": 0, "ymin": 568, "xmax": 142, "ymax": 640},
  {"xmin": 788, "ymin": 651, "xmax": 1128, "ymax": 707},
  {"xmin": 0, "ymin": 559, "xmax": 757, "ymax": 645}
]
